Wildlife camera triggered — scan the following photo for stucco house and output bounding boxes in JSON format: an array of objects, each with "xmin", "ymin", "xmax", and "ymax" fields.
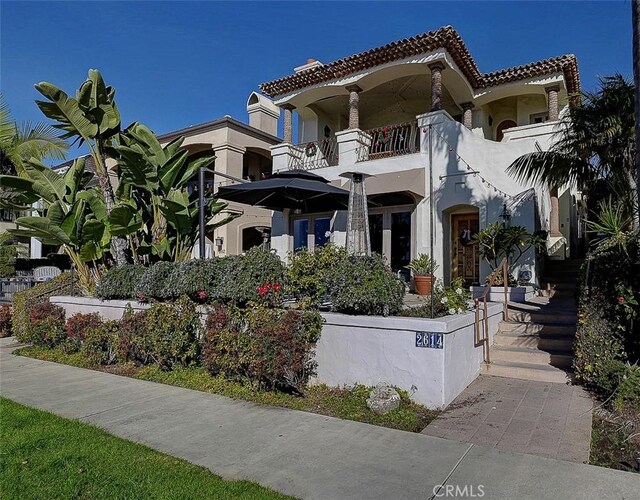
[
  {"xmin": 36, "ymin": 105, "xmax": 281, "ymax": 260},
  {"xmin": 258, "ymin": 25, "xmax": 582, "ymax": 286}
]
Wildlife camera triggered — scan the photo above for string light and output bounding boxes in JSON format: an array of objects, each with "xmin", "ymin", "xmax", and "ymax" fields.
[{"xmin": 432, "ymin": 128, "xmax": 515, "ymax": 199}]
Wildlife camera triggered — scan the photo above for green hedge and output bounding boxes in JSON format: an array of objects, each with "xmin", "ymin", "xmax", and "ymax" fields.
[
  {"xmin": 95, "ymin": 248, "xmax": 286, "ymax": 306},
  {"xmin": 286, "ymin": 245, "xmax": 405, "ymax": 316}
]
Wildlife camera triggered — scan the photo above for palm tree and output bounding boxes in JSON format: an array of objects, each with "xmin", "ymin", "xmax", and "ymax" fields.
[
  {"xmin": 0, "ymin": 95, "xmax": 68, "ymax": 176},
  {"xmin": 506, "ymin": 75, "xmax": 637, "ymax": 222}
]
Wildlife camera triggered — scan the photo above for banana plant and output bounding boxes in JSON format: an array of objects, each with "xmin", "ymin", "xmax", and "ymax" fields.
[
  {"xmin": 112, "ymin": 122, "xmax": 234, "ymax": 262},
  {"xmin": 0, "ymin": 157, "xmax": 110, "ymax": 292},
  {"xmin": 34, "ymin": 69, "xmax": 128, "ymax": 265}
]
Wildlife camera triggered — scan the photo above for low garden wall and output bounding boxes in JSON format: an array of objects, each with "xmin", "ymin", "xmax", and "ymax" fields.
[
  {"xmin": 50, "ymin": 296, "xmax": 503, "ymax": 409},
  {"xmin": 314, "ymin": 305, "xmax": 503, "ymax": 408}
]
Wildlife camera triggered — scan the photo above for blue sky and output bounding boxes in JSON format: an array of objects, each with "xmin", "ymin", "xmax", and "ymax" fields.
[{"xmin": 1, "ymin": 1, "xmax": 633, "ymax": 150}]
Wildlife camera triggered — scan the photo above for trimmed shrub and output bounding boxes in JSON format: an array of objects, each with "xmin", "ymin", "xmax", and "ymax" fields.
[
  {"xmin": 139, "ymin": 296, "xmax": 201, "ymax": 369},
  {"xmin": 286, "ymin": 245, "xmax": 347, "ymax": 307},
  {"xmin": 80, "ymin": 320, "xmax": 120, "ymax": 365},
  {"xmin": 66, "ymin": 312, "xmax": 104, "ymax": 342},
  {"xmin": 202, "ymin": 303, "xmax": 322, "ymax": 391},
  {"xmin": 94, "ymin": 265, "xmax": 147, "ymax": 300},
  {"xmin": 113, "ymin": 306, "xmax": 149, "ymax": 364},
  {"xmin": 134, "ymin": 261, "xmax": 176, "ymax": 301},
  {"xmin": 329, "ymin": 253, "xmax": 405, "ymax": 316},
  {"xmin": 12, "ymin": 272, "xmax": 77, "ymax": 340},
  {"xmin": 96, "ymin": 249, "xmax": 286, "ymax": 307},
  {"xmin": 287, "ymin": 245, "xmax": 405, "ymax": 315},
  {"xmin": 18, "ymin": 300, "xmax": 66, "ymax": 347},
  {"xmin": 0, "ymin": 304, "xmax": 12, "ymax": 337}
]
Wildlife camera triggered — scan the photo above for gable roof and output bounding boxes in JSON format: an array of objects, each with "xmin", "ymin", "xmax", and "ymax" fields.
[{"xmin": 259, "ymin": 26, "xmax": 580, "ymax": 98}]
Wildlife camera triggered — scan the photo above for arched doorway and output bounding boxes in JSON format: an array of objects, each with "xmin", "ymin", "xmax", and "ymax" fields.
[
  {"xmin": 496, "ymin": 120, "xmax": 517, "ymax": 142},
  {"xmin": 446, "ymin": 205, "xmax": 480, "ymax": 287}
]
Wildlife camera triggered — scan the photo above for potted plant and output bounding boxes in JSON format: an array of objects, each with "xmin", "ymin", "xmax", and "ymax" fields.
[{"xmin": 407, "ymin": 254, "xmax": 438, "ymax": 295}]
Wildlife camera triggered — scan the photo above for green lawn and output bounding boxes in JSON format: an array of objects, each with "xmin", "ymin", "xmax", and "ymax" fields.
[{"xmin": 0, "ymin": 397, "xmax": 292, "ymax": 500}]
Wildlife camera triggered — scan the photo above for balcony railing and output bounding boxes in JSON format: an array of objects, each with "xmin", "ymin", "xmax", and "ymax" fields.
[
  {"xmin": 360, "ymin": 121, "xmax": 420, "ymax": 161},
  {"xmin": 288, "ymin": 137, "xmax": 339, "ymax": 170}
]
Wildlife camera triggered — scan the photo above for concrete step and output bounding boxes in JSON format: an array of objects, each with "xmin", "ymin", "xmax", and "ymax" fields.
[
  {"xmin": 494, "ymin": 332, "xmax": 575, "ymax": 351},
  {"xmin": 539, "ymin": 288, "xmax": 576, "ymax": 299},
  {"xmin": 541, "ymin": 282, "xmax": 577, "ymax": 291},
  {"xmin": 546, "ymin": 259, "xmax": 584, "ymax": 271},
  {"xmin": 508, "ymin": 309, "xmax": 577, "ymax": 324},
  {"xmin": 540, "ymin": 274, "xmax": 579, "ymax": 284},
  {"xmin": 482, "ymin": 360, "xmax": 572, "ymax": 384},
  {"xmin": 498, "ymin": 321, "xmax": 576, "ymax": 336},
  {"xmin": 490, "ymin": 345, "xmax": 573, "ymax": 368}
]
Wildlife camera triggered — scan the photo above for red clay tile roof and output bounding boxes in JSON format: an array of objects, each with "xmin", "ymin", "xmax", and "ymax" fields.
[{"xmin": 259, "ymin": 26, "xmax": 580, "ymax": 98}]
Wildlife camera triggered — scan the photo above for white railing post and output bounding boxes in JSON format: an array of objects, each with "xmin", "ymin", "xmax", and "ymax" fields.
[{"xmin": 336, "ymin": 129, "xmax": 371, "ymax": 166}]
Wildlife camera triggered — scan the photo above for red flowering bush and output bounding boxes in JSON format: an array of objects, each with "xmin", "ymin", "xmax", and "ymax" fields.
[
  {"xmin": 114, "ymin": 306, "xmax": 149, "ymax": 364},
  {"xmin": 19, "ymin": 300, "xmax": 66, "ymax": 347},
  {"xmin": 202, "ymin": 302, "xmax": 322, "ymax": 392},
  {"xmin": 0, "ymin": 304, "xmax": 12, "ymax": 338},
  {"xmin": 256, "ymin": 281, "xmax": 283, "ymax": 306},
  {"xmin": 66, "ymin": 313, "xmax": 104, "ymax": 342}
]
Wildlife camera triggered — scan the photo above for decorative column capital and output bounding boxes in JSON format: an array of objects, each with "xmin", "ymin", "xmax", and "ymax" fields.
[
  {"xmin": 280, "ymin": 103, "xmax": 296, "ymax": 111},
  {"xmin": 428, "ymin": 61, "xmax": 446, "ymax": 72},
  {"xmin": 345, "ymin": 84, "xmax": 363, "ymax": 94},
  {"xmin": 461, "ymin": 102, "xmax": 474, "ymax": 111},
  {"xmin": 545, "ymin": 85, "xmax": 560, "ymax": 94}
]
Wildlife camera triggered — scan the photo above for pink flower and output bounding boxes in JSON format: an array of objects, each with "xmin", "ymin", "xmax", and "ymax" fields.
[
  {"xmin": 617, "ymin": 296, "xmax": 625, "ymax": 303},
  {"xmin": 137, "ymin": 293, "xmax": 146, "ymax": 302},
  {"xmin": 273, "ymin": 283, "xmax": 282, "ymax": 292},
  {"xmin": 198, "ymin": 290, "xmax": 207, "ymax": 300}
]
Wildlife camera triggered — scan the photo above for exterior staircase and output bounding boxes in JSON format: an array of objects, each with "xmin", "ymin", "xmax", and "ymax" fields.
[{"xmin": 482, "ymin": 259, "xmax": 583, "ymax": 383}]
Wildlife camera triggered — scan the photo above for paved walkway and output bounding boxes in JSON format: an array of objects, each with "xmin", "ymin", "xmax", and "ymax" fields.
[
  {"xmin": 1, "ymin": 339, "xmax": 637, "ymax": 500},
  {"xmin": 422, "ymin": 376, "xmax": 593, "ymax": 463}
]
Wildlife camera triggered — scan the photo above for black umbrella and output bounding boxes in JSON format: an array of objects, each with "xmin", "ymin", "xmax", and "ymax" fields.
[{"xmin": 216, "ymin": 169, "xmax": 351, "ymax": 212}]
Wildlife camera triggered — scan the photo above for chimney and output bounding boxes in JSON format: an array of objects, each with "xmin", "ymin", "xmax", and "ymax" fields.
[
  {"xmin": 247, "ymin": 92, "xmax": 280, "ymax": 136},
  {"xmin": 294, "ymin": 58, "xmax": 323, "ymax": 73}
]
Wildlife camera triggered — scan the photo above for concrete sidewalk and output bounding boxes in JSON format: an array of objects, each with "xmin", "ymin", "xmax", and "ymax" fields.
[{"xmin": 1, "ymin": 338, "xmax": 637, "ymax": 500}]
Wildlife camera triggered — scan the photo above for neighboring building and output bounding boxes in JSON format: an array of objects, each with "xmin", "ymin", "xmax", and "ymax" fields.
[
  {"xmin": 41, "ymin": 101, "xmax": 281, "ymax": 259},
  {"xmin": 155, "ymin": 107, "xmax": 280, "ymax": 257},
  {"xmin": 259, "ymin": 25, "xmax": 582, "ymax": 285}
]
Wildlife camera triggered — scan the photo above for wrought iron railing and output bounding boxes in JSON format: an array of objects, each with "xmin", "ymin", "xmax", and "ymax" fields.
[
  {"xmin": 473, "ymin": 258, "xmax": 510, "ymax": 364},
  {"xmin": 361, "ymin": 121, "xmax": 420, "ymax": 161},
  {"xmin": 288, "ymin": 137, "xmax": 339, "ymax": 170}
]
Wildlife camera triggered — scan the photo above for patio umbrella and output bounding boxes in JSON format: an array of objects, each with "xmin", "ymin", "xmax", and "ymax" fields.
[{"xmin": 216, "ymin": 169, "xmax": 351, "ymax": 212}]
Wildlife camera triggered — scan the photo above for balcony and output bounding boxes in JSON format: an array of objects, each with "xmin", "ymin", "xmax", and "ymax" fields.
[
  {"xmin": 358, "ymin": 121, "xmax": 420, "ymax": 162},
  {"xmin": 288, "ymin": 137, "xmax": 339, "ymax": 170}
]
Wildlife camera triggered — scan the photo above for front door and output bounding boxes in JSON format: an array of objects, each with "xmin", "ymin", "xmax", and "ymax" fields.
[{"xmin": 451, "ymin": 213, "xmax": 479, "ymax": 286}]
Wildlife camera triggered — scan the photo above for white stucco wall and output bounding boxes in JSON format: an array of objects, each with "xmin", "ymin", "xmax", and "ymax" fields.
[
  {"xmin": 50, "ymin": 296, "xmax": 503, "ymax": 409},
  {"xmin": 273, "ymin": 110, "xmax": 557, "ymax": 284},
  {"xmin": 313, "ymin": 303, "xmax": 503, "ymax": 408}
]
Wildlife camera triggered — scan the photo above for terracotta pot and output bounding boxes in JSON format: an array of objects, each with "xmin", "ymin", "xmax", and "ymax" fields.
[{"xmin": 414, "ymin": 275, "xmax": 433, "ymax": 296}]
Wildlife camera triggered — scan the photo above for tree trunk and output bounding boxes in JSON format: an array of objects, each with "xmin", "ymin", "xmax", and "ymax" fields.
[
  {"xmin": 633, "ymin": 0, "xmax": 640, "ymax": 231},
  {"xmin": 92, "ymin": 149, "xmax": 129, "ymax": 266}
]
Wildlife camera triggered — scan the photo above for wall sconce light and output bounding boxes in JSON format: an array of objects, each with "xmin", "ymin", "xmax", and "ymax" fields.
[
  {"xmin": 500, "ymin": 203, "xmax": 511, "ymax": 228},
  {"xmin": 215, "ymin": 236, "xmax": 224, "ymax": 247}
]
